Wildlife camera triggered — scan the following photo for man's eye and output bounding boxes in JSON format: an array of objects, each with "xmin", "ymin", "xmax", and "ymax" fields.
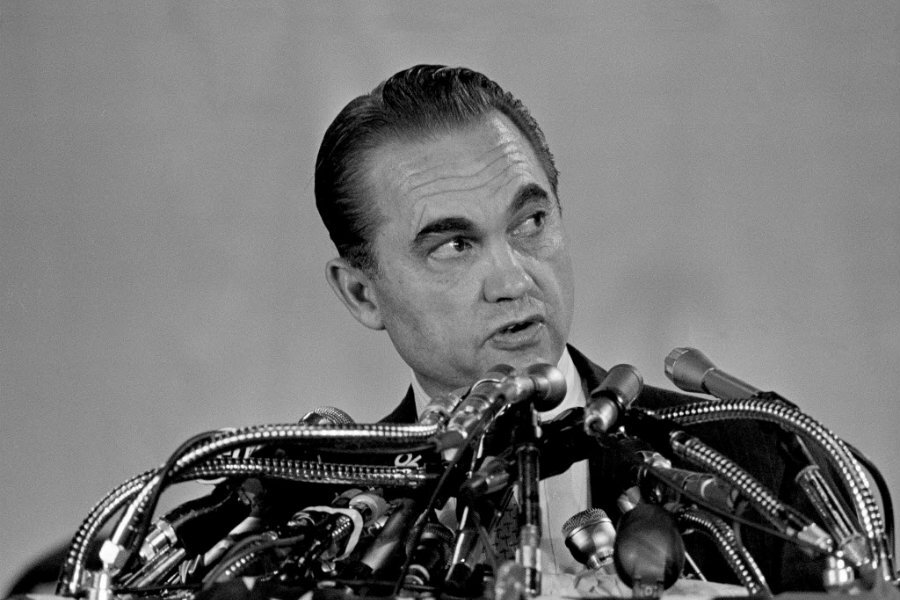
[
  {"xmin": 514, "ymin": 211, "xmax": 547, "ymax": 236},
  {"xmin": 430, "ymin": 237, "xmax": 472, "ymax": 259}
]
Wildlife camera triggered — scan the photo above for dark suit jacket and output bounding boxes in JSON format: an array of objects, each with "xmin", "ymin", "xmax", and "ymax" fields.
[{"xmin": 381, "ymin": 344, "xmax": 821, "ymax": 592}]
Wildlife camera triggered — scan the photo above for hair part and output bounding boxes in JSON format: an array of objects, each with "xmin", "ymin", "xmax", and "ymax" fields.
[{"xmin": 314, "ymin": 65, "xmax": 558, "ymax": 272}]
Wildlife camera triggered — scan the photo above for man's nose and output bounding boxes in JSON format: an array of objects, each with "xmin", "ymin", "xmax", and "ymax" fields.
[{"xmin": 482, "ymin": 244, "xmax": 535, "ymax": 302}]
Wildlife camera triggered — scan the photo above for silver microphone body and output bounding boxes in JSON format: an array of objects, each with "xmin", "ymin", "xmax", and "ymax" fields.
[
  {"xmin": 584, "ymin": 364, "xmax": 644, "ymax": 435},
  {"xmin": 665, "ymin": 347, "xmax": 760, "ymax": 401}
]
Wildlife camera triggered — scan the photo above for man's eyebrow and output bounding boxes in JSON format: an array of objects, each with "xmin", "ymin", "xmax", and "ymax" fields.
[
  {"xmin": 412, "ymin": 216, "xmax": 475, "ymax": 247},
  {"xmin": 410, "ymin": 183, "xmax": 553, "ymax": 249},
  {"xmin": 508, "ymin": 182, "xmax": 553, "ymax": 215}
]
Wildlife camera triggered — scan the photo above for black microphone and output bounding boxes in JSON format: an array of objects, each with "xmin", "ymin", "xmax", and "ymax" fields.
[
  {"xmin": 562, "ymin": 508, "xmax": 616, "ymax": 572},
  {"xmin": 643, "ymin": 464, "xmax": 739, "ymax": 514},
  {"xmin": 459, "ymin": 455, "xmax": 512, "ymax": 500},
  {"xmin": 613, "ymin": 503, "xmax": 685, "ymax": 599},
  {"xmin": 138, "ymin": 478, "xmax": 253, "ymax": 562},
  {"xmin": 404, "ymin": 521, "xmax": 454, "ymax": 586},
  {"xmin": 584, "ymin": 364, "xmax": 644, "ymax": 435},
  {"xmin": 342, "ymin": 497, "xmax": 420, "ymax": 585},
  {"xmin": 664, "ymin": 347, "xmax": 759, "ymax": 401},
  {"xmin": 283, "ymin": 488, "xmax": 389, "ymax": 575},
  {"xmin": 121, "ymin": 479, "xmax": 257, "ymax": 588}
]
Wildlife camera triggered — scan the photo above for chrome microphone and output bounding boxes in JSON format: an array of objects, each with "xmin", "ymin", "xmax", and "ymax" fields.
[
  {"xmin": 511, "ymin": 363, "xmax": 568, "ymax": 412},
  {"xmin": 300, "ymin": 405, "xmax": 354, "ymax": 425},
  {"xmin": 438, "ymin": 364, "xmax": 516, "ymax": 459},
  {"xmin": 437, "ymin": 364, "xmax": 566, "ymax": 461},
  {"xmin": 418, "ymin": 389, "xmax": 465, "ymax": 428},
  {"xmin": 664, "ymin": 347, "xmax": 759, "ymax": 401},
  {"xmin": 562, "ymin": 508, "xmax": 616, "ymax": 573}
]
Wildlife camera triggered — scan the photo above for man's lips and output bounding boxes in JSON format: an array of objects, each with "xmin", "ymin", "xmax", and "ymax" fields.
[{"xmin": 488, "ymin": 315, "xmax": 546, "ymax": 347}]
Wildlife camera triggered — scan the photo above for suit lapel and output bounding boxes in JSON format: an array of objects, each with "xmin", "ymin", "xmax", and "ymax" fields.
[{"xmin": 379, "ymin": 385, "xmax": 418, "ymax": 424}]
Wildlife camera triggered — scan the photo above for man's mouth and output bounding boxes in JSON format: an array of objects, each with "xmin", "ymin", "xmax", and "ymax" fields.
[
  {"xmin": 489, "ymin": 317, "xmax": 545, "ymax": 348},
  {"xmin": 498, "ymin": 320, "xmax": 534, "ymax": 334}
]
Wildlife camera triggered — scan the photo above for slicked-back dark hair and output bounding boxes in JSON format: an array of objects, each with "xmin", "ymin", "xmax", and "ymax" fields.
[{"xmin": 314, "ymin": 65, "xmax": 558, "ymax": 272}]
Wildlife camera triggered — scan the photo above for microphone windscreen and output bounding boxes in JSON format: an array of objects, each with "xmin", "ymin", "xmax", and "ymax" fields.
[
  {"xmin": 613, "ymin": 504, "xmax": 685, "ymax": 594},
  {"xmin": 522, "ymin": 363, "xmax": 567, "ymax": 411},
  {"xmin": 300, "ymin": 406, "xmax": 354, "ymax": 425},
  {"xmin": 562, "ymin": 508, "xmax": 616, "ymax": 570},
  {"xmin": 664, "ymin": 347, "xmax": 714, "ymax": 394}
]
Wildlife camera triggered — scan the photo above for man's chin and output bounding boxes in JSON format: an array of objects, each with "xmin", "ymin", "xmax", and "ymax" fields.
[{"xmin": 479, "ymin": 345, "xmax": 564, "ymax": 374}]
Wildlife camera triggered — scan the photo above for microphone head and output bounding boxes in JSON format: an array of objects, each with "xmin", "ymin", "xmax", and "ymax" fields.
[
  {"xmin": 475, "ymin": 364, "xmax": 517, "ymax": 387},
  {"xmin": 562, "ymin": 508, "xmax": 616, "ymax": 570},
  {"xmin": 664, "ymin": 347, "xmax": 715, "ymax": 394},
  {"xmin": 348, "ymin": 491, "xmax": 389, "ymax": 526},
  {"xmin": 300, "ymin": 406, "xmax": 354, "ymax": 425},
  {"xmin": 593, "ymin": 364, "xmax": 644, "ymax": 407},
  {"xmin": 404, "ymin": 521, "xmax": 454, "ymax": 586},
  {"xmin": 522, "ymin": 363, "xmax": 567, "ymax": 411},
  {"xmin": 613, "ymin": 503, "xmax": 685, "ymax": 595}
]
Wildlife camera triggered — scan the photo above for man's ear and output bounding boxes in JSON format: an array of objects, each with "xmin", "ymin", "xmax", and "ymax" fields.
[{"xmin": 325, "ymin": 257, "xmax": 385, "ymax": 331}]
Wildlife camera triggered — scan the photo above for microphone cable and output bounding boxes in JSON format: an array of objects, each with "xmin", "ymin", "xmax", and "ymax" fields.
[
  {"xmin": 390, "ymin": 424, "xmax": 482, "ymax": 596},
  {"xmin": 642, "ymin": 462, "xmax": 830, "ymax": 557}
]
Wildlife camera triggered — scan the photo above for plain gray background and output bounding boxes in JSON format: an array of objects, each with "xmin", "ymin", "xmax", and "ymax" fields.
[{"xmin": 2, "ymin": 1, "xmax": 898, "ymax": 591}]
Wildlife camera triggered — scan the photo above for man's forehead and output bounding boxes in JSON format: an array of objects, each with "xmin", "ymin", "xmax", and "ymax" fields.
[
  {"xmin": 364, "ymin": 113, "xmax": 554, "ymax": 232},
  {"xmin": 392, "ymin": 115, "xmax": 525, "ymax": 193}
]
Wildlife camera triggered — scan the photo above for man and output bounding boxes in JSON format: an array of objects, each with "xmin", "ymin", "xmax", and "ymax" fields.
[{"xmin": 314, "ymin": 65, "xmax": 817, "ymax": 591}]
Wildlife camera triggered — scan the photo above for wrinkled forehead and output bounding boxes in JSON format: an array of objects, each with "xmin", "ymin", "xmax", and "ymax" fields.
[{"xmin": 360, "ymin": 113, "xmax": 554, "ymax": 232}]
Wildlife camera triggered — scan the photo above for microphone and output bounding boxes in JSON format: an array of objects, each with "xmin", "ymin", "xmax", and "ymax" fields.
[
  {"xmin": 460, "ymin": 455, "xmax": 511, "ymax": 499},
  {"xmin": 418, "ymin": 389, "xmax": 465, "ymax": 429},
  {"xmin": 182, "ymin": 408, "xmax": 360, "ymax": 580},
  {"xmin": 613, "ymin": 503, "xmax": 685, "ymax": 599},
  {"xmin": 664, "ymin": 347, "xmax": 759, "ymax": 401},
  {"xmin": 562, "ymin": 508, "xmax": 616, "ymax": 572},
  {"xmin": 510, "ymin": 363, "xmax": 568, "ymax": 412},
  {"xmin": 283, "ymin": 488, "xmax": 389, "ymax": 573},
  {"xmin": 438, "ymin": 364, "xmax": 516, "ymax": 459},
  {"xmin": 584, "ymin": 364, "xmax": 644, "ymax": 435},
  {"xmin": 138, "ymin": 479, "xmax": 253, "ymax": 562},
  {"xmin": 439, "ymin": 364, "xmax": 567, "ymax": 460},
  {"xmin": 643, "ymin": 465, "xmax": 739, "ymax": 514},
  {"xmin": 300, "ymin": 406, "xmax": 354, "ymax": 425},
  {"xmin": 404, "ymin": 521, "xmax": 454, "ymax": 586},
  {"xmin": 342, "ymin": 497, "xmax": 420, "ymax": 584}
]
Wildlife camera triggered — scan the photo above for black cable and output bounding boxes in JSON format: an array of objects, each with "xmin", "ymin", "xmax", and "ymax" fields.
[
  {"xmin": 201, "ymin": 532, "xmax": 307, "ymax": 589},
  {"xmin": 389, "ymin": 437, "xmax": 473, "ymax": 596},
  {"xmin": 126, "ymin": 429, "xmax": 223, "ymax": 572}
]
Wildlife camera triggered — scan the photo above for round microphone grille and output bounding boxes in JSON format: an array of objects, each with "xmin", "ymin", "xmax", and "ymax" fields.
[
  {"xmin": 302, "ymin": 406, "xmax": 354, "ymax": 425},
  {"xmin": 562, "ymin": 507, "xmax": 610, "ymax": 538}
]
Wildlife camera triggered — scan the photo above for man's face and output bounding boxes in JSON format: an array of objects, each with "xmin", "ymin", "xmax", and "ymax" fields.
[{"xmin": 362, "ymin": 113, "xmax": 575, "ymax": 397}]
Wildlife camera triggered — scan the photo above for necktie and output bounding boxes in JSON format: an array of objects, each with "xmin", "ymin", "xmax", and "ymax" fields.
[{"xmin": 492, "ymin": 489, "xmax": 520, "ymax": 561}]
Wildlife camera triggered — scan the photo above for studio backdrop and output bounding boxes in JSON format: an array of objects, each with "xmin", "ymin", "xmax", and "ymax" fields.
[{"xmin": 2, "ymin": 1, "xmax": 898, "ymax": 592}]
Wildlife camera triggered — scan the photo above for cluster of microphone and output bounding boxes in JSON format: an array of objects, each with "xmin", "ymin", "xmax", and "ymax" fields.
[{"xmin": 59, "ymin": 348, "xmax": 896, "ymax": 600}]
